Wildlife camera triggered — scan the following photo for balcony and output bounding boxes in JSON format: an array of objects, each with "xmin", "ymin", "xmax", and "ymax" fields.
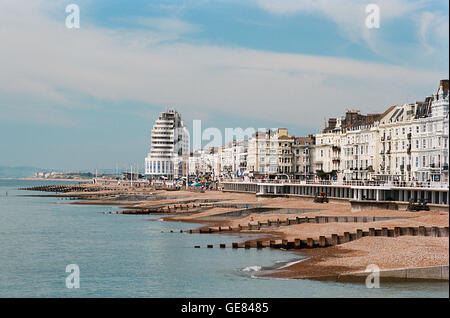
[
  {"xmin": 386, "ymin": 150, "xmax": 391, "ymax": 154},
  {"xmin": 380, "ymin": 150, "xmax": 384, "ymax": 154},
  {"xmin": 387, "ymin": 136, "xmax": 391, "ymax": 140},
  {"xmin": 381, "ymin": 136, "xmax": 385, "ymax": 141},
  {"xmin": 332, "ymin": 146, "xmax": 341, "ymax": 152}
]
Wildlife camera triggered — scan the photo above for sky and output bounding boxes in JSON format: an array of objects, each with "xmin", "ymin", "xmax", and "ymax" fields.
[{"xmin": 0, "ymin": 0, "xmax": 448, "ymax": 171}]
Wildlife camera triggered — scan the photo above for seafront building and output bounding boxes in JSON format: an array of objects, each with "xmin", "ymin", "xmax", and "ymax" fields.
[
  {"xmin": 145, "ymin": 80, "xmax": 448, "ymax": 204},
  {"xmin": 315, "ymin": 110, "xmax": 383, "ymax": 181},
  {"xmin": 377, "ymin": 102, "xmax": 421, "ymax": 182},
  {"xmin": 247, "ymin": 130, "xmax": 279, "ymax": 178},
  {"xmin": 412, "ymin": 80, "xmax": 449, "ymax": 184},
  {"xmin": 293, "ymin": 135, "xmax": 315, "ymax": 180},
  {"xmin": 144, "ymin": 109, "xmax": 190, "ymax": 179}
]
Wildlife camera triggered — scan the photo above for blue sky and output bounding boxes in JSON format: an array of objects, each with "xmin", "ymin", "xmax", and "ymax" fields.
[{"xmin": 0, "ymin": 0, "xmax": 448, "ymax": 171}]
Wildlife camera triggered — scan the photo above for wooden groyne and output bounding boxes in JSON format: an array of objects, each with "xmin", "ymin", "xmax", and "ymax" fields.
[
  {"xmin": 19, "ymin": 185, "xmax": 114, "ymax": 193},
  {"xmin": 185, "ymin": 215, "xmax": 412, "ymax": 233},
  {"xmin": 119, "ymin": 201, "xmax": 259, "ymax": 215},
  {"xmin": 193, "ymin": 226, "xmax": 449, "ymax": 249}
]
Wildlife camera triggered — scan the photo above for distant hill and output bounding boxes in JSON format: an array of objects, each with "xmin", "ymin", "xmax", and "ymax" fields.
[{"xmin": 0, "ymin": 166, "xmax": 45, "ymax": 178}]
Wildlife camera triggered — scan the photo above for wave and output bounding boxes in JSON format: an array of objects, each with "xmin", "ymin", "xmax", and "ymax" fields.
[
  {"xmin": 277, "ymin": 258, "xmax": 307, "ymax": 269},
  {"xmin": 242, "ymin": 265, "xmax": 262, "ymax": 272}
]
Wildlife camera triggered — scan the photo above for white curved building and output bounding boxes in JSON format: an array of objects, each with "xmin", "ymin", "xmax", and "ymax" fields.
[{"xmin": 144, "ymin": 109, "xmax": 189, "ymax": 179}]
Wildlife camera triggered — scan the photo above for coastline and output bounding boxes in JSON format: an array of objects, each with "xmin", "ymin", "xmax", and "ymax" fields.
[{"xmin": 18, "ymin": 182, "xmax": 449, "ymax": 282}]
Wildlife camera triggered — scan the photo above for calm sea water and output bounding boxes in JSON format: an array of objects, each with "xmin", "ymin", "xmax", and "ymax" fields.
[{"xmin": 0, "ymin": 179, "xmax": 447, "ymax": 298}]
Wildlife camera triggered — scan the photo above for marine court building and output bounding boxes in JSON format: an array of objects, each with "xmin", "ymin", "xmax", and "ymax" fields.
[{"xmin": 144, "ymin": 109, "xmax": 189, "ymax": 179}]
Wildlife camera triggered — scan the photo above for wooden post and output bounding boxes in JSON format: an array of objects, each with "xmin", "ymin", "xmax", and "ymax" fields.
[
  {"xmin": 319, "ymin": 236, "xmax": 326, "ymax": 247},
  {"xmin": 431, "ymin": 226, "xmax": 439, "ymax": 237},
  {"xmin": 356, "ymin": 229, "xmax": 363, "ymax": 239},
  {"xmin": 331, "ymin": 234, "xmax": 339, "ymax": 245},
  {"xmin": 344, "ymin": 232, "xmax": 350, "ymax": 242},
  {"xmin": 418, "ymin": 226, "xmax": 426, "ymax": 236}
]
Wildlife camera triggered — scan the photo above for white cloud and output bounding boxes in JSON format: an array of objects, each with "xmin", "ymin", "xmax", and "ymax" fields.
[
  {"xmin": 254, "ymin": 0, "xmax": 442, "ymax": 55},
  {"xmin": 419, "ymin": 11, "xmax": 449, "ymax": 55},
  {"xmin": 0, "ymin": 0, "xmax": 446, "ymax": 131}
]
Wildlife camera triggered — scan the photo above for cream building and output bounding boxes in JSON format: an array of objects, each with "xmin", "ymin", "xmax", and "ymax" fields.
[
  {"xmin": 247, "ymin": 130, "xmax": 279, "ymax": 177},
  {"xmin": 276, "ymin": 128, "xmax": 295, "ymax": 178},
  {"xmin": 342, "ymin": 122, "xmax": 379, "ymax": 181},
  {"xmin": 315, "ymin": 111, "xmax": 382, "ymax": 181}
]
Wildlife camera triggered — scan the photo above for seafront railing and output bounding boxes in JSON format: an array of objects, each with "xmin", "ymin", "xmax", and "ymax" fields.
[{"xmin": 220, "ymin": 179, "xmax": 449, "ymax": 189}]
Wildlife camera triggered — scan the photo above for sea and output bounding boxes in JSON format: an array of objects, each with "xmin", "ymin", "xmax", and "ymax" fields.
[{"xmin": 0, "ymin": 179, "xmax": 447, "ymax": 297}]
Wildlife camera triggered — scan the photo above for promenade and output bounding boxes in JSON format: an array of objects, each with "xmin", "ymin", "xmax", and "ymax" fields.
[{"xmin": 222, "ymin": 180, "xmax": 449, "ymax": 207}]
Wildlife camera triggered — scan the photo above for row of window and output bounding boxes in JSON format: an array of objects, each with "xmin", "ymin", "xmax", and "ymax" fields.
[{"xmin": 146, "ymin": 160, "xmax": 174, "ymax": 174}]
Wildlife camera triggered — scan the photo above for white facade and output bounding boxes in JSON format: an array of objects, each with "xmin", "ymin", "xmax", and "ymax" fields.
[
  {"xmin": 144, "ymin": 109, "xmax": 189, "ymax": 179},
  {"xmin": 189, "ymin": 148, "xmax": 220, "ymax": 177},
  {"xmin": 377, "ymin": 103, "xmax": 417, "ymax": 182},
  {"xmin": 315, "ymin": 130, "xmax": 342, "ymax": 177},
  {"xmin": 342, "ymin": 124, "xmax": 379, "ymax": 181},
  {"xmin": 312, "ymin": 80, "xmax": 449, "ymax": 184},
  {"xmin": 219, "ymin": 140, "xmax": 248, "ymax": 177},
  {"xmin": 412, "ymin": 80, "xmax": 449, "ymax": 184}
]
